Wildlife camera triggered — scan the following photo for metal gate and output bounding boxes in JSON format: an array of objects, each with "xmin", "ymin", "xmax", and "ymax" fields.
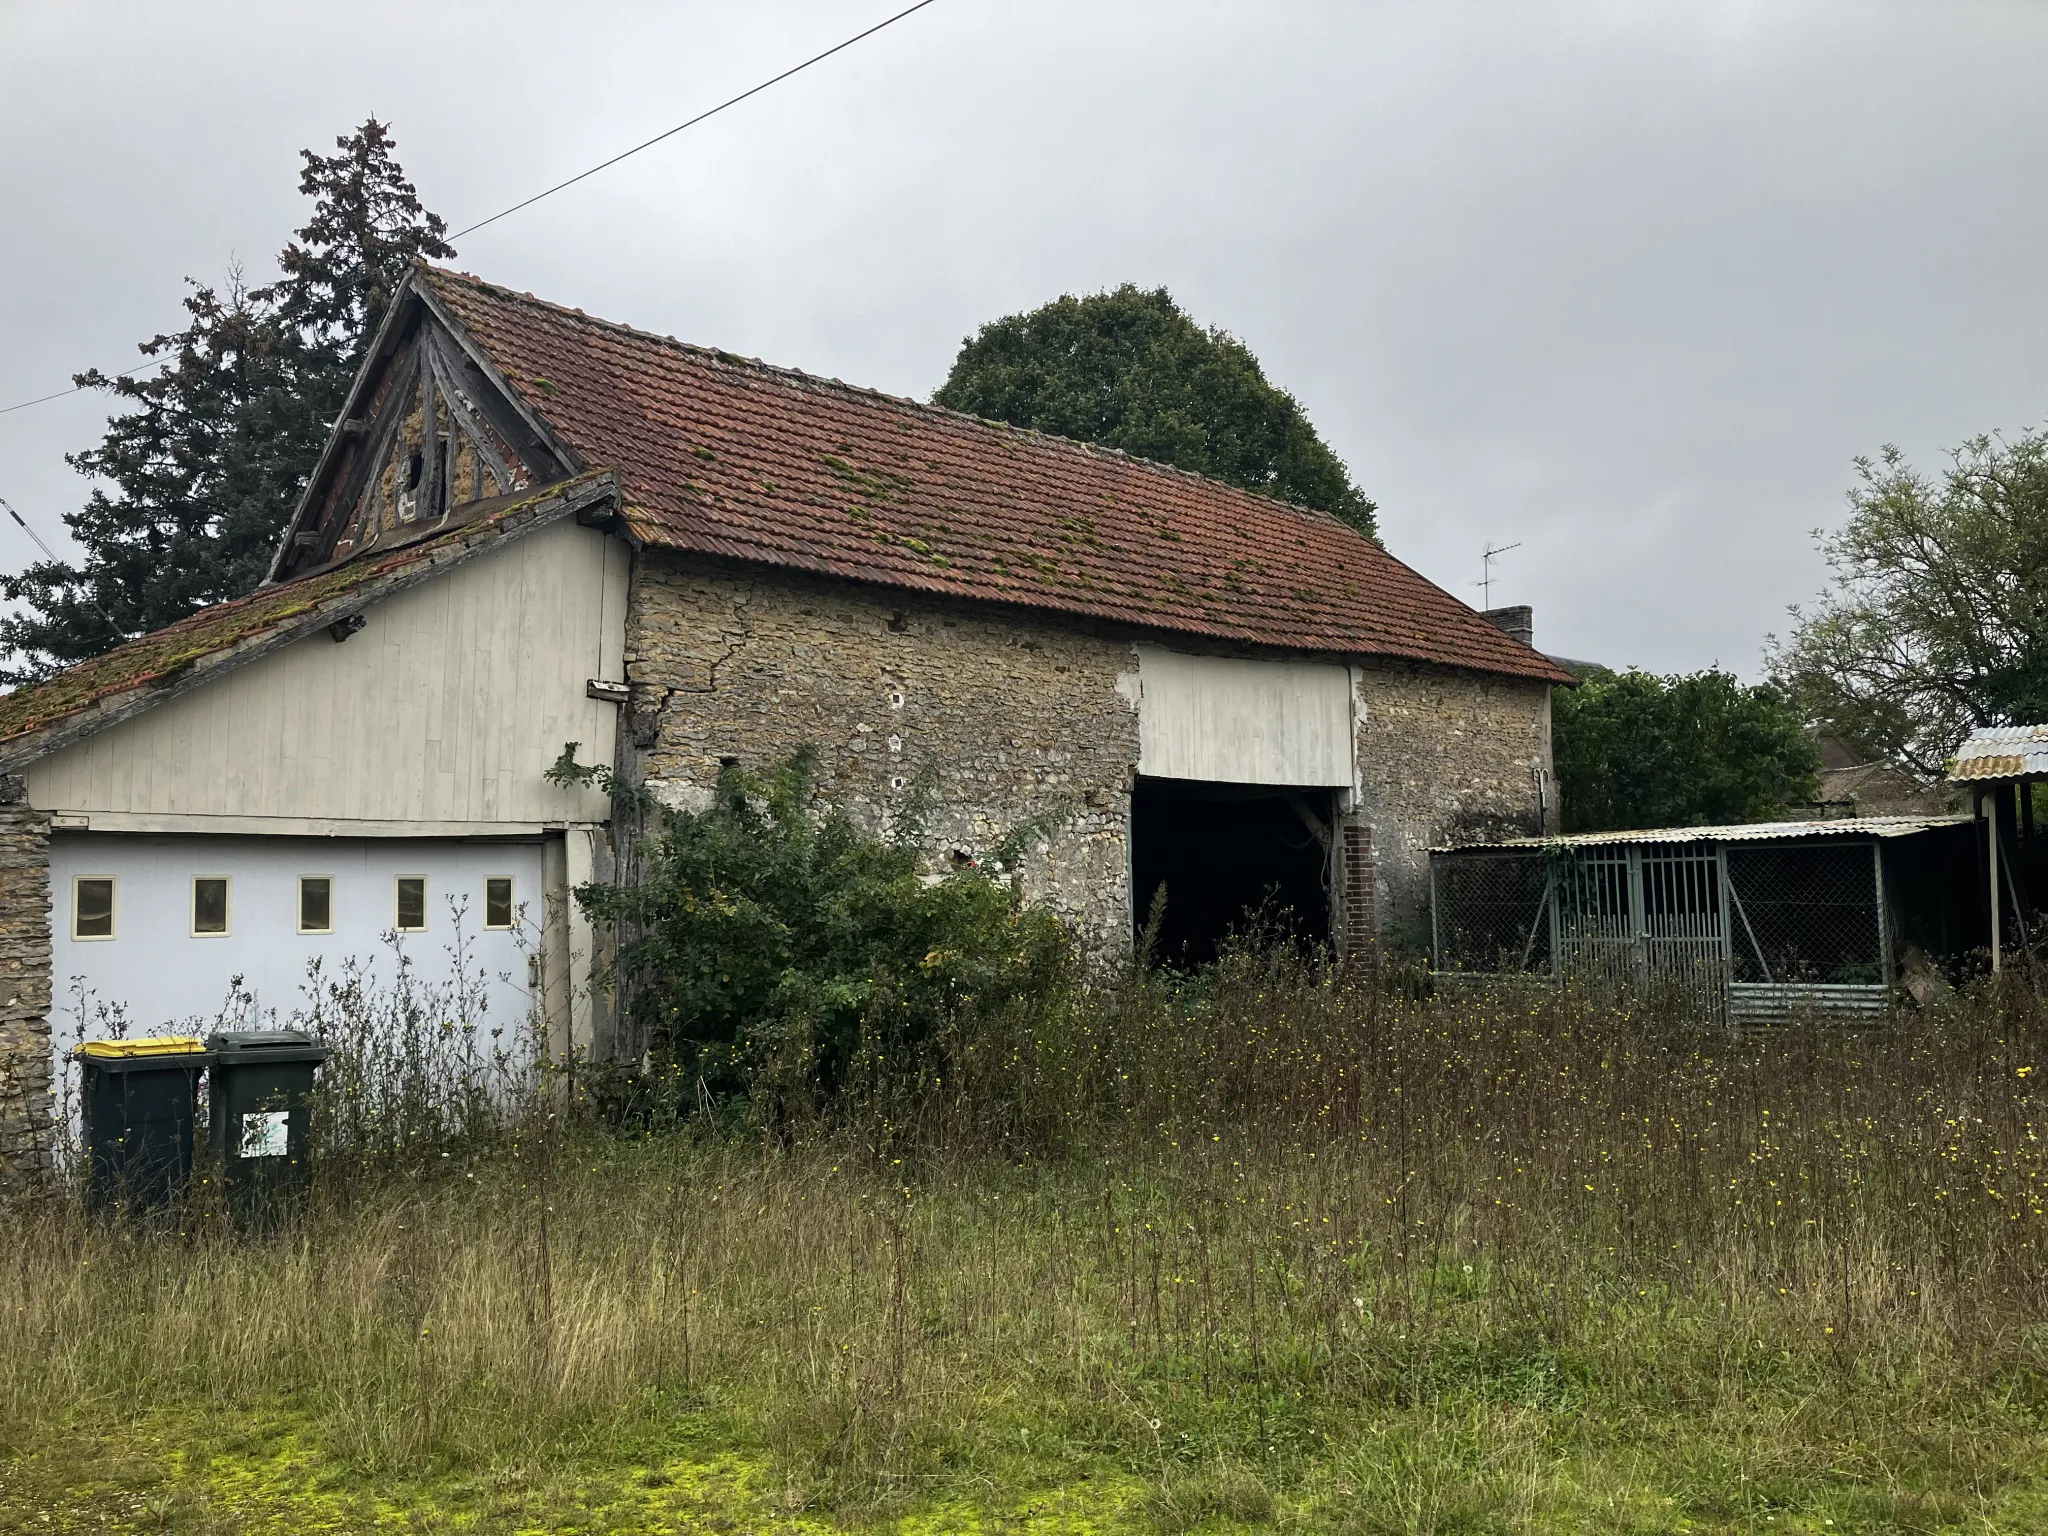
[
  {"xmin": 1553, "ymin": 845, "xmax": 1727, "ymax": 1004},
  {"xmin": 1553, "ymin": 847, "xmax": 1635, "ymax": 986}
]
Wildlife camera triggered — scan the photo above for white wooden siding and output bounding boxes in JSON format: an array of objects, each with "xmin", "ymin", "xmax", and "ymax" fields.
[
  {"xmin": 27, "ymin": 520, "xmax": 628, "ymax": 825},
  {"xmin": 48, "ymin": 832, "xmax": 546, "ymax": 1034},
  {"xmin": 1130, "ymin": 645, "xmax": 1354, "ymax": 787}
]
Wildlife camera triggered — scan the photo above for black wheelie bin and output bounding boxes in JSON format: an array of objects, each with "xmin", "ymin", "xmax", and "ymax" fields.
[
  {"xmin": 74, "ymin": 1036, "xmax": 215, "ymax": 1212},
  {"xmin": 206, "ymin": 1030, "xmax": 332, "ymax": 1225}
]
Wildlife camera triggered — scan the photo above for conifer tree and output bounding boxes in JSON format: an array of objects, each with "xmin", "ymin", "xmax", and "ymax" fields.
[{"xmin": 0, "ymin": 120, "xmax": 452, "ymax": 682}]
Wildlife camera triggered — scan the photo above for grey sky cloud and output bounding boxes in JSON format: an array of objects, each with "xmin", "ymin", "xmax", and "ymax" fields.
[{"xmin": 3, "ymin": 0, "xmax": 2044, "ymax": 675}]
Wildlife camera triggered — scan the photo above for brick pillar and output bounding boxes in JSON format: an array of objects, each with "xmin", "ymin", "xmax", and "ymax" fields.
[
  {"xmin": 0, "ymin": 791, "xmax": 51, "ymax": 1190},
  {"xmin": 1339, "ymin": 819, "xmax": 1377, "ymax": 961}
]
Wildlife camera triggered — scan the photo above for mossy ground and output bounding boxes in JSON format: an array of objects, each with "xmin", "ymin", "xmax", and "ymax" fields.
[
  {"xmin": 1, "ymin": 1406, "xmax": 1144, "ymax": 1534},
  {"xmin": 7, "ymin": 1382, "xmax": 2048, "ymax": 1534},
  {"xmin": 16, "ymin": 972, "xmax": 2048, "ymax": 1532}
]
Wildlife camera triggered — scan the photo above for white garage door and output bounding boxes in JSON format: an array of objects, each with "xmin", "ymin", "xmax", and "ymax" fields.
[{"xmin": 48, "ymin": 833, "xmax": 546, "ymax": 1043}]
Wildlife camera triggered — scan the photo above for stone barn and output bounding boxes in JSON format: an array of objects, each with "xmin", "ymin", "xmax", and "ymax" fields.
[{"xmin": 0, "ymin": 265, "xmax": 1568, "ymax": 1179}]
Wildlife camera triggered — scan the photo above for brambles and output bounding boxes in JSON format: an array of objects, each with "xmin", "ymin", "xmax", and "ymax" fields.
[{"xmin": 554, "ymin": 746, "xmax": 1076, "ymax": 1120}]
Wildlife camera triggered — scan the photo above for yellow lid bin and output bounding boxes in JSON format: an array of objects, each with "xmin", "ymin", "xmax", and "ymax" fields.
[
  {"xmin": 73, "ymin": 1036, "xmax": 215, "ymax": 1212},
  {"xmin": 75, "ymin": 1036, "xmax": 208, "ymax": 1061}
]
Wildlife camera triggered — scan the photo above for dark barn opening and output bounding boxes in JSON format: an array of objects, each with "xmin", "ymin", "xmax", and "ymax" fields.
[{"xmin": 1131, "ymin": 777, "xmax": 1334, "ymax": 966}]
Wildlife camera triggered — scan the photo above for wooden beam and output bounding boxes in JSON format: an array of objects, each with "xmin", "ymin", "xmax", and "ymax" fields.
[
  {"xmin": 286, "ymin": 347, "xmax": 421, "ymax": 575},
  {"xmin": 426, "ymin": 339, "xmax": 517, "ymax": 495},
  {"xmin": 1988, "ymin": 788, "xmax": 2002, "ymax": 972}
]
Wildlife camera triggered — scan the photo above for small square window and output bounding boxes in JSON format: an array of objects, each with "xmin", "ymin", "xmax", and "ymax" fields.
[
  {"xmin": 396, "ymin": 876, "xmax": 427, "ymax": 932},
  {"xmin": 299, "ymin": 876, "xmax": 332, "ymax": 934},
  {"xmin": 73, "ymin": 877, "xmax": 115, "ymax": 941},
  {"xmin": 192, "ymin": 877, "xmax": 230, "ymax": 936},
  {"xmin": 484, "ymin": 876, "xmax": 514, "ymax": 930}
]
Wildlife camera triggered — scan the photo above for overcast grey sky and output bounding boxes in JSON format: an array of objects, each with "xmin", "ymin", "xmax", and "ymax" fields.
[{"xmin": 4, "ymin": 1, "xmax": 2045, "ymax": 674}]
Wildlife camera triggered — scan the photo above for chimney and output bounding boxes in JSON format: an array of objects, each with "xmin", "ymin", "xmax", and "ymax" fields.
[{"xmin": 1482, "ymin": 604, "xmax": 1534, "ymax": 649}]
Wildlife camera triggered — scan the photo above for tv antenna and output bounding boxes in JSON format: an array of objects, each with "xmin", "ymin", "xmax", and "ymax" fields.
[
  {"xmin": 0, "ymin": 494, "xmax": 122, "ymax": 638},
  {"xmin": 1476, "ymin": 541, "xmax": 1521, "ymax": 608}
]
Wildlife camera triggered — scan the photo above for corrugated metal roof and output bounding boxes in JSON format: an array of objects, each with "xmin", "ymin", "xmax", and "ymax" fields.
[
  {"xmin": 1434, "ymin": 813, "xmax": 1972, "ymax": 854},
  {"xmin": 1949, "ymin": 724, "xmax": 2048, "ymax": 781}
]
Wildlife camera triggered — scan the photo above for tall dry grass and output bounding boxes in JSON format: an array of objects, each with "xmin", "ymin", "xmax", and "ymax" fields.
[{"xmin": 8, "ymin": 951, "xmax": 2048, "ymax": 1525}]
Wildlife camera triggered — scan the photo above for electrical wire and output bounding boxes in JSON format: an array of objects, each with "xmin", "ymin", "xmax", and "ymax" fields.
[
  {"xmin": 0, "ymin": 0, "xmax": 944, "ymax": 417},
  {"xmin": 0, "ymin": 357, "xmax": 166, "ymax": 419},
  {"xmin": 451, "ymin": 0, "xmax": 943, "ymax": 239}
]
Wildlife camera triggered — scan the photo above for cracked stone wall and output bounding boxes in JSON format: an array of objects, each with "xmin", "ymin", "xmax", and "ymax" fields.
[
  {"xmin": 0, "ymin": 798, "xmax": 52, "ymax": 1190},
  {"xmin": 1352, "ymin": 660, "xmax": 1554, "ymax": 951},
  {"xmin": 619, "ymin": 552, "xmax": 1554, "ymax": 962},
  {"xmin": 623, "ymin": 554, "xmax": 1142, "ymax": 956}
]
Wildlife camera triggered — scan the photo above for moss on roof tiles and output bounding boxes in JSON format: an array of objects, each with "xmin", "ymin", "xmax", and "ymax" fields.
[
  {"xmin": 421, "ymin": 265, "xmax": 1572, "ymax": 685},
  {"xmin": 0, "ymin": 477, "xmax": 599, "ymax": 749}
]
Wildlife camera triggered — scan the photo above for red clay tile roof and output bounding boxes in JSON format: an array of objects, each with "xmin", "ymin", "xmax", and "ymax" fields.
[
  {"xmin": 0, "ymin": 474, "xmax": 615, "ymax": 754},
  {"xmin": 423, "ymin": 269, "xmax": 1570, "ymax": 684}
]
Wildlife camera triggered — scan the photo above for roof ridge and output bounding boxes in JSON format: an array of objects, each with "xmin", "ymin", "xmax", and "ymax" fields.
[
  {"xmin": 422, "ymin": 265, "xmax": 1359, "ymax": 538},
  {"xmin": 415, "ymin": 265, "xmax": 1568, "ymax": 684}
]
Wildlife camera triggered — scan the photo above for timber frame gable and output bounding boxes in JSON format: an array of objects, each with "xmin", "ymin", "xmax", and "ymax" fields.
[{"xmin": 267, "ymin": 269, "xmax": 587, "ymax": 583}]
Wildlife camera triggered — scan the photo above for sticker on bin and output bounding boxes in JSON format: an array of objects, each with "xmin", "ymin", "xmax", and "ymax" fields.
[{"xmin": 239, "ymin": 1111, "xmax": 289, "ymax": 1158}]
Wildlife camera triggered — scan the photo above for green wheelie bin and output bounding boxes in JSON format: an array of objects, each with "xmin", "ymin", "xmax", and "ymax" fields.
[
  {"xmin": 74, "ymin": 1037, "xmax": 215, "ymax": 1212},
  {"xmin": 206, "ymin": 1030, "xmax": 332, "ymax": 1225}
]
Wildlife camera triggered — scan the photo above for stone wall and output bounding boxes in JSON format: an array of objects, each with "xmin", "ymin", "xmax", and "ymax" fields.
[
  {"xmin": 0, "ymin": 793, "xmax": 52, "ymax": 1189},
  {"xmin": 1351, "ymin": 661, "xmax": 1553, "ymax": 951},
  {"xmin": 622, "ymin": 553, "xmax": 1142, "ymax": 956},
  {"xmin": 620, "ymin": 553, "xmax": 1555, "ymax": 964}
]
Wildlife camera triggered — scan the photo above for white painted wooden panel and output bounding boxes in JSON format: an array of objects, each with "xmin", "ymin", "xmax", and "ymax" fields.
[
  {"xmin": 27, "ymin": 520, "xmax": 624, "ymax": 824},
  {"xmin": 1134, "ymin": 645, "xmax": 1354, "ymax": 787},
  {"xmin": 48, "ymin": 832, "xmax": 543, "ymax": 1037}
]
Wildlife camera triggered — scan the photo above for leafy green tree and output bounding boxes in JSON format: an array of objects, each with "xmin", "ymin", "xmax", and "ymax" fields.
[
  {"xmin": 933, "ymin": 284, "xmax": 1378, "ymax": 537},
  {"xmin": 0, "ymin": 120, "xmax": 451, "ymax": 682},
  {"xmin": 1769, "ymin": 430, "xmax": 2048, "ymax": 776},
  {"xmin": 552, "ymin": 748, "xmax": 1073, "ymax": 1108},
  {"xmin": 1553, "ymin": 669, "xmax": 1821, "ymax": 833}
]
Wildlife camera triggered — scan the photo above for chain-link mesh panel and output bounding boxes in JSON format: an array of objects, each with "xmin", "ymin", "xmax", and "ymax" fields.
[
  {"xmin": 1725, "ymin": 842, "xmax": 1883, "ymax": 984},
  {"xmin": 1432, "ymin": 849, "xmax": 1550, "ymax": 973}
]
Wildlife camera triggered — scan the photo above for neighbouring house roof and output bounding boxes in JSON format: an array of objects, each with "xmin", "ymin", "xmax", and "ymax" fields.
[
  {"xmin": 1950, "ymin": 724, "xmax": 2048, "ymax": 782},
  {"xmin": 413, "ymin": 267, "xmax": 1573, "ymax": 684},
  {"xmin": 1434, "ymin": 813, "xmax": 1972, "ymax": 854},
  {"xmin": 1813, "ymin": 762, "xmax": 1959, "ymax": 817},
  {"xmin": 0, "ymin": 474, "xmax": 617, "ymax": 768}
]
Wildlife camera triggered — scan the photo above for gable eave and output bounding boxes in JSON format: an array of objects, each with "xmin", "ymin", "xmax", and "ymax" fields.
[
  {"xmin": 263, "ymin": 264, "xmax": 589, "ymax": 586},
  {"xmin": 5, "ymin": 471, "xmax": 620, "ymax": 777},
  {"xmin": 262, "ymin": 268, "xmax": 433, "ymax": 585},
  {"xmin": 412, "ymin": 276, "xmax": 585, "ymax": 481}
]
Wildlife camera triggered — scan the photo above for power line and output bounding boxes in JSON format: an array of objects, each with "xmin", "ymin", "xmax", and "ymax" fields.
[
  {"xmin": 452, "ymin": 0, "xmax": 944, "ymax": 239},
  {"xmin": 0, "ymin": 357, "xmax": 167, "ymax": 419},
  {"xmin": 0, "ymin": 0, "xmax": 944, "ymax": 418}
]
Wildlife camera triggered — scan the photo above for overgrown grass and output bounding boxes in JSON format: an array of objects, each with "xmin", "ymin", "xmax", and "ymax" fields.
[{"xmin": 9, "ymin": 954, "xmax": 2048, "ymax": 1531}]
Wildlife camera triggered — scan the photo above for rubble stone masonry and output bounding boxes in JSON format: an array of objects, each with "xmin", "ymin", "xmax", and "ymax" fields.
[
  {"xmin": 622, "ymin": 553, "xmax": 1555, "ymax": 963},
  {"xmin": 0, "ymin": 796, "xmax": 52, "ymax": 1189},
  {"xmin": 623, "ymin": 554, "xmax": 1143, "ymax": 956},
  {"xmin": 1352, "ymin": 661, "xmax": 1554, "ymax": 949}
]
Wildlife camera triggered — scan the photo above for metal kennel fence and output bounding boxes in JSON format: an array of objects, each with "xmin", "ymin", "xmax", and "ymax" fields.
[{"xmin": 1429, "ymin": 816, "xmax": 1973, "ymax": 1020}]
